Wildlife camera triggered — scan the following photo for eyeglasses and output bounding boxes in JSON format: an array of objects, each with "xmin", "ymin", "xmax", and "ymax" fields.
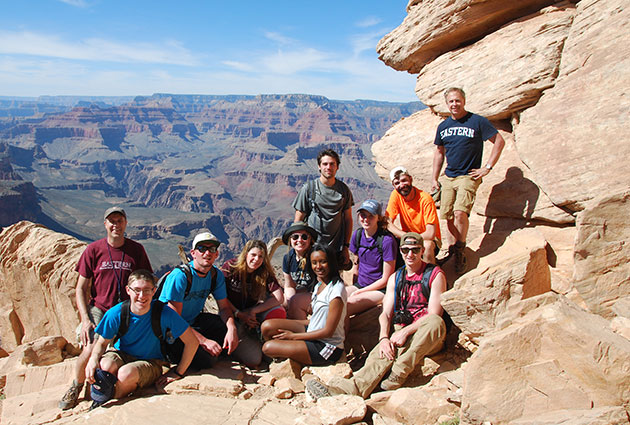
[
  {"xmin": 291, "ymin": 233, "xmax": 310, "ymax": 241},
  {"xmin": 196, "ymin": 245, "xmax": 218, "ymax": 254},
  {"xmin": 128, "ymin": 286, "xmax": 156, "ymax": 296},
  {"xmin": 400, "ymin": 247, "xmax": 422, "ymax": 255}
]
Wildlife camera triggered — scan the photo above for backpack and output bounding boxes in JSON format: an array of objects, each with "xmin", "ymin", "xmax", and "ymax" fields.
[
  {"xmin": 306, "ymin": 179, "xmax": 324, "ymax": 238},
  {"xmin": 353, "ymin": 228, "xmax": 405, "ymax": 270},
  {"xmin": 394, "ymin": 264, "xmax": 452, "ymax": 331},
  {"xmin": 154, "ymin": 264, "xmax": 217, "ymax": 301},
  {"xmin": 116, "ymin": 300, "xmax": 172, "ymax": 361}
]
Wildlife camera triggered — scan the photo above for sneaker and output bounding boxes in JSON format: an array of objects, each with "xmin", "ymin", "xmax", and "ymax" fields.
[
  {"xmin": 305, "ymin": 379, "xmax": 331, "ymax": 402},
  {"xmin": 59, "ymin": 380, "xmax": 83, "ymax": 410},
  {"xmin": 380, "ymin": 374, "xmax": 406, "ymax": 391},
  {"xmin": 436, "ymin": 244, "xmax": 455, "ymax": 266}
]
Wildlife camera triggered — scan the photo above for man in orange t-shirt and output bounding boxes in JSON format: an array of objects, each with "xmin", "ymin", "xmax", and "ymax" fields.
[{"xmin": 385, "ymin": 166, "xmax": 441, "ymax": 264}]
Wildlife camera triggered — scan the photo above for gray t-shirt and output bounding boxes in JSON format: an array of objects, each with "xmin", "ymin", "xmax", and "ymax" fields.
[
  {"xmin": 307, "ymin": 278, "xmax": 347, "ymax": 348},
  {"xmin": 292, "ymin": 178, "xmax": 354, "ymax": 251}
]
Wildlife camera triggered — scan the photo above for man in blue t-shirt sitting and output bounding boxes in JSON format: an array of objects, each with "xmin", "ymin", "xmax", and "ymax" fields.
[
  {"xmin": 431, "ymin": 87, "xmax": 505, "ymax": 273},
  {"xmin": 85, "ymin": 270, "xmax": 197, "ymax": 406},
  {"xmin": 158, "ymin": 231, "xmax": 238, "ymax": 369}
]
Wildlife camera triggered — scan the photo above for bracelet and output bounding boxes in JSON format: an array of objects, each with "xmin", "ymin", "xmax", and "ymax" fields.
[
  {"xmin": 378, "ymin": 336, "xmax": 389, "ymax": 342},
  {"xmin": 234, "ymin": 309, "xmax": 240, "ymax": 317},
  {"xmin": 170, "ymin": 367, "xmax": 184, "ymax": 378}
]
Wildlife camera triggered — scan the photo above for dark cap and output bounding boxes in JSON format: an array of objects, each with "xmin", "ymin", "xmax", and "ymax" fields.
[
  {"xmin": 90, "ymin": 368, "xmax": 117, "ymax": 404},
  {"xmin": 400, "ymin": 232, "xmax": 424, "ymax": 247},
  {"xmin": 104, "ymin": 206, "xmax": 127, "ymax": 220},
  {"xmin": 282, "ymin": 221, "xmax": 318, "ymax": 245}
]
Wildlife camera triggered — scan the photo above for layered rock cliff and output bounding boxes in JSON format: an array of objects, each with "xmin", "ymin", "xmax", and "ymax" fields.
[{"xmin": 373, "ymin": 0, "xmax": 630, "ymax": 423}]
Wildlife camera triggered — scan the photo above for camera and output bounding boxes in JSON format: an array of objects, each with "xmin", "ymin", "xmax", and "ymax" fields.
[{"xmin": 393, "ymin": 309, "xmax": 413, "ymax": 325}]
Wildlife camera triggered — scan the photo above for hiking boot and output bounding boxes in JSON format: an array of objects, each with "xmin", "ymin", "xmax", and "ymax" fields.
[
  {"xmin": 380, "ymin": 373, "xmax": 406, "ymax": 391},
  {"xmin": 305, "ymin": 378, "xmax": 331, "ymax": 402},
  {"xmin": 453, "ymin": 243, "xmax": 467, "ymax": 274},
  {"xmin": 59, "ymin": 380, "xmax": 83, "ymax": 410}
]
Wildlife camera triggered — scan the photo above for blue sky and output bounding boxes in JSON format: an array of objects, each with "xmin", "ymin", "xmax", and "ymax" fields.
[{"xmin": 0, "ymin": 0, "xmax": 418, "ymax": 102}]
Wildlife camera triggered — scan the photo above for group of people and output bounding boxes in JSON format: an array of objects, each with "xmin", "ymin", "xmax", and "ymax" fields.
[{"xmin": 59, "ymin": 87, "xmax": 504, "ymax": 409}]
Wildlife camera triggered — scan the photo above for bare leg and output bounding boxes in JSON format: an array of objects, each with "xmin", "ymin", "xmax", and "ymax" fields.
[
  {"xmin": 287, "ymin": 292, "xmax": 312, "ymax": 320},
  {"xmin": 261, "ymin": 318, "xmax": 307, "ymax": 340},
  {"xmin": 262, "ymin": 340, "xmax": 312, "ymax": 364},
  {"xmin": 74, "ymin": 342, "xmax": 94, "ymax": 383},
  {"xmin": 346, "ymin": 291, "xmax": 384, "ymax": 317},
  {"xmin": 453, "ymin": 210, "xmax": 469, "ymax": 244},
  {"xmin": 423, "ymin": 240, "xmax": 437, "ymax": 264},
  {"xmin": 112, "ymin": 364, "xmax": 139, "ymax": 399}
]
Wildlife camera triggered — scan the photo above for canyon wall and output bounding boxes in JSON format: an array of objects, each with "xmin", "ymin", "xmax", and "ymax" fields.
[{"xmin": 373, "ymin": 0, "xmax": 630, "ymax": 423}]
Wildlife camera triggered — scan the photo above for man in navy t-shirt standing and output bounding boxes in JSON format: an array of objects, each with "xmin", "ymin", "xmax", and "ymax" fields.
[{"xmin": 431, "ymin": 87, "xmax": 505, "ymax": 273}]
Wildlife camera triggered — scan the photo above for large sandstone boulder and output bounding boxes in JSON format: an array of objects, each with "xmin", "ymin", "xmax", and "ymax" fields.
[
  {"xmin": 415, "ymin": 3, "xmax": 575, "ymax": 120},
  {"xmin": 377, "ymin": 0, "xmax": 565, "ymax": 73},
  {"xmin": 441, "ymin": 228, "xmax": 551, "ymax": 344},
  {"xmin": 460, "ymin": 294, "xmax": 630, "ymax": 424},
  {"xmin": 573, "ymin": 191, "xmax": 630, "ymax": 319},
  {"xmin": 371, "ymin": 110, "xmax": 573, "ymax": 225},
  {"xmin": 0, "ymin": 221, "xmax": 85, "ymax": 351},
  {"xmin": 514, "ymin": 0, "xmax": 630, "ymax": 212}
]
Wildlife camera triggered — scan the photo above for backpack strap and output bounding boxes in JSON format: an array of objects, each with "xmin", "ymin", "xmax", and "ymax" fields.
[
  {"xmin": 151, "ymin": 300, "xmax": 170, "ymax": 359},
  {"xmin": 115, "ymin": 300, "xmax": 131, "ymax": 342},
  {"xmin": 209, "ymin": 266, "xmax": 217, "ymax": 294},
  {"xmin": 393, "ymin": 266, "xmax": 405, "ymax": 313},
  {"xmin": 420, "ymin": 264, "xmax": 437, "ymax": 302},
  {"xmin": 307, "ymin": 179, "xmax": 324, "ymax": 238},
  {"xmin": 179, "ymin": 264, "xmax": 193, "ymax": 299}
]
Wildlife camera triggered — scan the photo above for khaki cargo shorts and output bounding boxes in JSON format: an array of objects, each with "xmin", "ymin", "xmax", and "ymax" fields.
[
  {"xmin": 75, "ymin": 305, "xmax": 105, "ymax": 347},
  {"xmin": 101, "ymin": 349, "xmax": 169, "ymax": 388},
  {"xmin": 440, "ymin": 175, "xmax": 482, "ymax": 219}
]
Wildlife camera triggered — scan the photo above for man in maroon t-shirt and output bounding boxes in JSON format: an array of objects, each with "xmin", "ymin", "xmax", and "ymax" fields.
[{"xmin": 59, "ymin": 206, "xmax": 152, "ymax": 410}]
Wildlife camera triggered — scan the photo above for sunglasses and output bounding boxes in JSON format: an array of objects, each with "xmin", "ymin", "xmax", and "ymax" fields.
[
  {"xmin": 400, "ymin": 247, "xmax": 422, "ymax": 255},
  {"xmin": 128, "ymin": 286, "xmax": 156, "ymax": 296},
  {"xmin": 196, "ymin": 245, "xmax": 218, "ymax": 254},
  {"xmin": 291, "ymin": 233, "xmax": 310, "ymax": 241}
]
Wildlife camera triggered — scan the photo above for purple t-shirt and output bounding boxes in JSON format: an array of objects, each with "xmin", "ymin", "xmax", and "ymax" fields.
[{"xmin": 349, "ymin": 229, "xmax": 397, "ymax": 288}]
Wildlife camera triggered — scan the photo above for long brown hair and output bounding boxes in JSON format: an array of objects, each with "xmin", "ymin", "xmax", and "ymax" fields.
[{"xmin": 229, "ymin": 239, "xmax": 275, "ymax": 302}]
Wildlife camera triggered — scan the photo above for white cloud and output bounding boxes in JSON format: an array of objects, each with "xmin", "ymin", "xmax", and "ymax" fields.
[
  {"xmin": 0, "ymin": 31, "xmax": 198, "ymax": 66},
  {"xmin": 222, "ymin": 60, "xmax": 255, "ymax": 72},
  {"xmin": 264, "ymin": 31, "xmax": 295, "ymax": 46},
  {"xmin": 355, "ymin": 17, "xmax": 382, "ymax": 28},
  {"xmin": 58, "ymin": 0, "xmax": 90, "ymax": 7},
  {"xmin": 260, "ymin": 48, "xmax": 331, "ymax": 75}
]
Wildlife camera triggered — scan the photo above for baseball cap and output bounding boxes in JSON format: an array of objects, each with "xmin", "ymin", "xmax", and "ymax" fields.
[
  {"xmin": 192, "ymin": 231, "xmax": 220, "ymax": 249},
  {"xmin": 357, "ymin": 199, "xmax": 382, "ymax": 216},
  {"xmin": 104, "ymin": 206, "xmax": 126, "ymax": 220},
  {"xmin": 400, "ymin": 232, "xmax": 424, "ymax": 247},
  {"xmin": 389, "ymin": 166, "xmax": 410, "ymax": 182}
]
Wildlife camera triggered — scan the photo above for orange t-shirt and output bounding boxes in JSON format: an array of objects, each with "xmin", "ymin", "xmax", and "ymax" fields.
[{"xmin": 385, "ymin": 188, "xmax": 441, "ymax": 240}]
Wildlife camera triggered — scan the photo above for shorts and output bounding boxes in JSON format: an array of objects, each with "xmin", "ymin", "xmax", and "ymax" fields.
[
  {"xmin": 101, "ymin": 349, "xmax": 169, "ymax": 388},
  {"xmin": 305, "ymin": 340, "xmax": 343, "ymax": 366},
  {"xmin": 440, "ymin": 175, "xmax": 482, "ymax": 219},
  {"xmin": 75, "ymin": 305, "xmax": 105, "ymax": 346}
]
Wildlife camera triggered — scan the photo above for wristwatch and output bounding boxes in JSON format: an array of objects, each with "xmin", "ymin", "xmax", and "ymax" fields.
[{"xmin": 485, "ymin": 164, "xmax": 493, "ymax": 170}]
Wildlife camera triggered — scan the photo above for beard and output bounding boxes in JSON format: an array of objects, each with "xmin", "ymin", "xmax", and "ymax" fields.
[{"xmin": 397, "ymin": 185, "xmax": 412, "ymax": 197}]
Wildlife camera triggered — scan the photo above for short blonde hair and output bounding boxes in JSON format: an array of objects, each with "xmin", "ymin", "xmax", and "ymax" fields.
[{"xmin": 127, "ymin": 269, "xmax": 156, "ymax": 287}]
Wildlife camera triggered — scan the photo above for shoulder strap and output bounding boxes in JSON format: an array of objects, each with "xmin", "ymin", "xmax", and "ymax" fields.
[
  {"xmin": 354, "ymin": 228, "xmax": 385, "ymax": 256},
  {"xmin": 210, "ymin": 266, "xmax": 217, "ymax": 293},
  {"xmin": 116, "ymin": 300, "xmax": 131, "ymax": 341},
  {"xmin": 393, "ymin": 267, "xmax": 405, "ymax": 311},
  {"xmin": 151, "ymin": 300, "xmax": 171, "ymax": 359},
  {"xmin": 420, "ymin": 264, "xmax": 437, "ymax": 302},
  {"xmin": 353, "ymin": 228, "xmax": 362, "ymax": 249},
  {"xmin": 179, "ymin": 264, "xmax": 193, "ymax": 298}
]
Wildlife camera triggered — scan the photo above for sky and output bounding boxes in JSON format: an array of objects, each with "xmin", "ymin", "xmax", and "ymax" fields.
[{"xmin": 0, "ymin": 0, "xmax": 419, "ymax": 102}]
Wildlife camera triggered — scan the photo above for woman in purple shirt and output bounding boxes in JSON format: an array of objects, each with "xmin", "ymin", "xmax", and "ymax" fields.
[{"xmin": 347, "ymin": 200, "xmax": 398, "ymax": 316}]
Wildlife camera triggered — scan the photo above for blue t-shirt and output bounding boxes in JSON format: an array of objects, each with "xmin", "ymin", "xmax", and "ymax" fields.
[
  {"xmin": 434, "ymin": 112, "xmax": 498, "ymax": 177},
  {"xmin": 95, "ymin": 300, "xmax": 189, "ymax": 360},
  {"xmin": 158, "ymin": 262, "xmax": 227, "ymax": 325},
  {"xmin": 349, "ymin": 229, "xmax": 397, "ymax": 288}
]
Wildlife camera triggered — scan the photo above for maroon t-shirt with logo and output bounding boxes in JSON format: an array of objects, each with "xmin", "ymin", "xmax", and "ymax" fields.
[{"xmin": 75, "ymin": 238, "xmax": 152, "ymax": 312}]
